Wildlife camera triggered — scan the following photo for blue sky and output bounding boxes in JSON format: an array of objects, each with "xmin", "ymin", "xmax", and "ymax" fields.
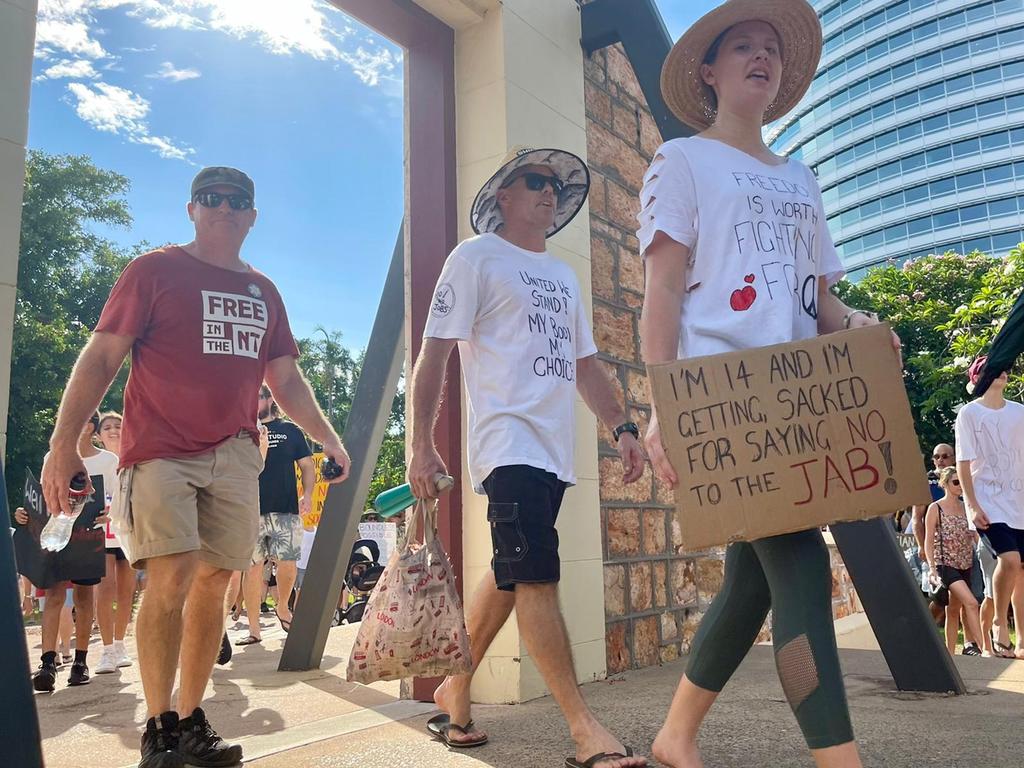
[{"xmin": 28, "ymin": 0, "xmax": 712, "ymax": 349}]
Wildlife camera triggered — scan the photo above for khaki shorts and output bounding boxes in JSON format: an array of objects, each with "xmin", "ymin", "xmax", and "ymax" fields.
[{"xmin": 120, "ymin": 435, "xmax": 263, "ymax": 571}]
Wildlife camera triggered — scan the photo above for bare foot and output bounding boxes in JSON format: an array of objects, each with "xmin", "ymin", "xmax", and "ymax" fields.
[
  {"xmin": 433, "ymin": 676, "xmax": 486, "ymax": 745},
  {"xmin": 652, "ymin": 724, "xmax": 704, "ymax": 768},
  {"xmin": 572, "ymin": 724, "xmax": 646, "ymax": 767}
]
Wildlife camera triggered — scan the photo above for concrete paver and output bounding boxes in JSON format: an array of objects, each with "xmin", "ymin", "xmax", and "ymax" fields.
[
  {"xmin": 29, "ymin": 613, "xmax": 1024, "ymax": 768},
  {"xmin": 245, "ymin": 642, "xmax": 1023, "ymax": 768}
]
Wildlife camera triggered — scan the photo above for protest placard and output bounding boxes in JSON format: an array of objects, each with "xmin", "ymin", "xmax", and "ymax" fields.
[
  {"xmin": 297, "ymin": 452, "xmax": 329, "ymax": 529},
  {"xmin": 13, "ymin": 469, "xmax": 106, "ymax": 588},
  {"xmin": 648, "ymin": 324, "xmax": 930, "ymax": 550},
  {"xmin": 358, "ymin": 521, "xmax": 398, "ymax": 562}
]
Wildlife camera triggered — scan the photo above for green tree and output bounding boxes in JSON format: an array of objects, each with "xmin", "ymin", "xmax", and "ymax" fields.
[
  {"xmin": 295, "ymin": 327, "xmax": 406, "ymax": 508},
  {"xmin": 6, "ymin": 152, "xmax": 138, "ymax": 509},
  {"xmin": 834, "ymin": 250, "xmax": 995, "ymax": 453},
  {"xmin": 941, "ymin": 244, "xmax": 1024, "ymax": 400}
]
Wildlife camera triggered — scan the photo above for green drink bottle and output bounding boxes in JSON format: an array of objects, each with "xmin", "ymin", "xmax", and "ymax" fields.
[{"xmin": 373, "ymin": 474, "xmax": 454, "ymax": 518}]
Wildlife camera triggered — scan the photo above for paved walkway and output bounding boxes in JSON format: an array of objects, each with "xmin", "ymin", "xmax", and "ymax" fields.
[{"xmin": 28, "ymin": 613, "xmax": 1024, "ymax": 767}]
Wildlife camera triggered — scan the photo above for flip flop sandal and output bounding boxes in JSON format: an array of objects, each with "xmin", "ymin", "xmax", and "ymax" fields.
[
  {"xmin": 217, "ymin": 632, "xmax": 232, "ymax": 665},
  {"xmin": 426, "ymin": 713, "xmax": 488, "ymax": 748},
  {"xmin": 276, "ymin": 611, "xmax": 291, "ymax": 633},
  {"xmin": 565, "ymin": 746, "xmax": 644, "ymax": 768},
  {"xmin": 991, "ymin": 632, "xmax": 1016, "ymax": 658},
  {"xmin": 234, "ymin": 635, "xmax": 262, "ymax": 646}
]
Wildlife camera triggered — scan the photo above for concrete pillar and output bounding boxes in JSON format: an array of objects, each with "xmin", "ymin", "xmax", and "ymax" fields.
[
  {"xmin": 424, "ymin": 0, "xmax": 605, "ymax": 704},
  {"xmin": 0, "ymin": 0, "xmax": 37, "ymax": 460}
]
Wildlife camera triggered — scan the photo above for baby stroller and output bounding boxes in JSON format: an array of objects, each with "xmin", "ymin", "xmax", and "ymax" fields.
[{"xmin": 335, "ymin": 538, "xmax": 385, "ymax": 625}]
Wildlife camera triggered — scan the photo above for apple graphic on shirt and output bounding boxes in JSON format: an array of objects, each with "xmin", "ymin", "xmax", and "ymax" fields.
[{"xmin": 730, "ymin": 274, "xmax": 757, "ymax": 312}]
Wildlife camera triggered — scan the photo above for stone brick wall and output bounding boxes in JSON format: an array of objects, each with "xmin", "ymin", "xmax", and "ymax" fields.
[{"xmin": 583, "ymin": 42, "xmax": 861, "ymax": 673}]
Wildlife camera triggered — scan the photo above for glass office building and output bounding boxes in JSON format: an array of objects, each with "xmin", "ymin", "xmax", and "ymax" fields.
[{"xmin": 767, "ymin": 0, "xmax": 1024, "ymax": 277}]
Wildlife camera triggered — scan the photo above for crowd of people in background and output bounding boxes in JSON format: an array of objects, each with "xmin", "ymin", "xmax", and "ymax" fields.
[
  {"xmin": 16, "ymin": 391, "xmax": 336, "ymax": 687},
  {"xmin": 12, "ymin": 3, "xmax": 1024, "ymax": 766},
  {"xmin": 897, "ymin": 357, "xmax": 1024, "ymax": 661}
]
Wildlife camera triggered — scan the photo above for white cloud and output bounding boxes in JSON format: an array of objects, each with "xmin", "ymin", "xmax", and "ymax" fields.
[
  {"xmin": 37, "ymin": 1, "xmax": 401, "ymax": 91},
  {"xmin": 338, "ymin": 46, "xmax": 399, "ymax": 87},
  {"xmin": 148, "ymin": 61, "xmax": 201, "ymax": 82},
  {"xmin": 66, "ymin": 82, "xmax": 195, "ymax": 161},
  {"xmin": 108, "ymin": 1, "xmax": 400, "ymax": 88},
  {"xmin": 35, "ymin": 17, "xmax": 108, "ymax": 59},
  {"xmin": 35, "ymin": 59, "xmax": 100, "ymax": 81}
]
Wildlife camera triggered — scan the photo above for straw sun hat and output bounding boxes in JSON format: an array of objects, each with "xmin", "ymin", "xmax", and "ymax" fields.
[
  {"xmin": 660, "ymin": 0, "xmax": 822, "ymax": 131},
  {"xmin": 471, "ymin": 147, "xmax": 590, "ymax": 238}
]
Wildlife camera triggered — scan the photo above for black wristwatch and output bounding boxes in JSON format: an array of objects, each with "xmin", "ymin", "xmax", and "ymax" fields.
[{"xmin": 612, "ymin": 422, "xmax": 640, "ymax": 442}]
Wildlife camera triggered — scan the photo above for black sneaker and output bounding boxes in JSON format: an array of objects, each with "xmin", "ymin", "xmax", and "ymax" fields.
[
  {"xmin": 962, "ymin": 643, "xmax": 982, "ymax": 656},
  {"xmin": 140, "ymin": 712, "xmax": 184, "ymax": 768},
  {"xmin": 68, "ymin": 661, "xmax": 90, "ymax": 686},
  {"xmin": 32, "ymin": 661, "xmax": 57, "ymax": 692},
  {"xmin": 216, "ymin": 632, "xmax": 232, "ymax": 666},
  {"xmin": 177, "ymin": 707, "xmax": 242, "ymax": 767},
  {"xmin": 260, "ymin": 601, "xmax": 270, "ymax": 614}
]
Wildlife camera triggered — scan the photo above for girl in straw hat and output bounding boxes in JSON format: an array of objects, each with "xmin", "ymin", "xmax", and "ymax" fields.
[{"xmin": 638, "ymin": 2, "xmax": 901, "ymax": 767}]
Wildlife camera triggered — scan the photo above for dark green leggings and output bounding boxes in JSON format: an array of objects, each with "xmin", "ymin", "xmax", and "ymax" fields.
[{"xmin": 685, "ymin": 529, "xmax": 854, "ymax": 750}]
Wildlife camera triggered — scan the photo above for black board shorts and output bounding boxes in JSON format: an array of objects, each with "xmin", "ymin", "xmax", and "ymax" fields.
[{"xmin": 482, "ymin": 465, "xmax": 567, "ymax": 592}]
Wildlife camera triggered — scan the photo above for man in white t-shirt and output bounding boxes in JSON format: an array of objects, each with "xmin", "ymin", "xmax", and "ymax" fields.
[
  {"xmin": 955, "ymin": 355, "xmax": 1024, "ymax": 659},
  {"xmin": 408, "ymin": 147, "xmax": 646, "ymax": 768},
  {"xmin": 16, "ymin": 412, "xmax": 116, "ymax": 690}
]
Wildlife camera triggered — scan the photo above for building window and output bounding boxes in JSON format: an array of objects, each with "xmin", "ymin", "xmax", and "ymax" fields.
[
  {"xmin": 989, "ymin": 197, "xmax": 1018, "ymax": 217},
  {"xmin": 960, "ymin": 203, "xmax": 989, "ymax": 223}
]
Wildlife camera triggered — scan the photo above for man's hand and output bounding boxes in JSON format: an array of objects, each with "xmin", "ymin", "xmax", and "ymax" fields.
[
  {"xmin": 14, "ymin": 507, "xmax": 28, "ymax": 526},
  {"xmin": 93, "ymin": 513, "xmax": 110, "ymax": 529},
  {"xmin": 617, "ymin": 433, "xmax": 646, "ymax": 484},
  {"xmin": 408, "ymin": 446, "xmax": 447, "ymax": 500},
  {"xmin": 322, "ymin": 436, "xmax": 351, "ymax": 485},
  {"xmin": 644, "ymin": 412, "xmax": 678, "ymax": 488},
  {"xmin": 968, "ymin": 502, "xmax": 990, "ymax": 530},
  {"xmin": 258, "ymin": 423, "xmax": 270, "ymax": 460},
  {"xmin": 299, "ymin": 496, "xmax": 311, "ymax": 518},
  {"xmin": 40, "ymin": 447, "xmax": 90, "ymax": 516}
]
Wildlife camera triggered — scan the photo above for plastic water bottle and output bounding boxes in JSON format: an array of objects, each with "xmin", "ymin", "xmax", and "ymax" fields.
[
  {"xmin": 39, "ymin": 473, "xmax": 90, "ymax": 552},
  {"xmin": 373, "ymin": 474, "xmax": 454, "ymax": 518}
]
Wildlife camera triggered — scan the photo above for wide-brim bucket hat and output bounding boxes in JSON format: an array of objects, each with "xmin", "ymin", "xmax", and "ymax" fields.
[
  {"xmin": 660, "ymin": 0, "xmax": 822, "ymax": 132},
  {"xmin": 470, "ymin": 147, "xmax": 590, "ymax": 238}
]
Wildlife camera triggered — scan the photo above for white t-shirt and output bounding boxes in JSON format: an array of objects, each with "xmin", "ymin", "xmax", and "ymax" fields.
[
  {"xmin": 637, "ymin": 136, "xmax": 845, "ymax": 359},
  {"xmin": 43, "ymin": 448, "xmax": 120, "ymax": 548},
  {"xmin": 954, "ymin": 399, "xmax": 1024, "ymax": 530},
  {"xmin": 297, "ymin": 528, "xmax": 316, "ymax": 570},
  {"xmin": 423, "ymin": 233, "xmax": 598, "ymax": 492}
]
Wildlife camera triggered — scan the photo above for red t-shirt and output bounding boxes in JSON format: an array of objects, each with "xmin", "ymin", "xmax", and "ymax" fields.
[{"xmin": 96, "ymin": 246, "xmax": 299, "ymax": 468}]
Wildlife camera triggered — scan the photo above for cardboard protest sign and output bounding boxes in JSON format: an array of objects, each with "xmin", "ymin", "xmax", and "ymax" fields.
[
  {"xmin": 13, "ymin": 469, "xmax": 106, "ymax": 588},
  {"xmin": 648, "ymin": 324, "xmax": 930, "ymax": 551}
]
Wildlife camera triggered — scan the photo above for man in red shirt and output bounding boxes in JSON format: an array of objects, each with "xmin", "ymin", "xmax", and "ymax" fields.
[{"xmin": 41, "ymin": 167, "xmax": 351, "ymax": 768}]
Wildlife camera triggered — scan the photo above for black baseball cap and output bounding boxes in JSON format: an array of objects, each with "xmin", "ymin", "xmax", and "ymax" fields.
[{"xmin": 191, "ymin": 166, "xmax": 255, "ymax": 199}]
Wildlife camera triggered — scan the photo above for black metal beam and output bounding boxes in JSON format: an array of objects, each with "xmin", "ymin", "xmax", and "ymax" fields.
[
  {"xmin": 279, "ymin": 228, "xmax": 406, "ymax": 671},
  {"xmin": 0, "ymin": 462, "xmax": 45, "ymax": 768},
  {"xmin": 831, "ymin": 519, "xmax": 964, "ymax": 693},
  {"xmin": 580, "ymin": 0, "xmax": 691, "ymax": 141}
]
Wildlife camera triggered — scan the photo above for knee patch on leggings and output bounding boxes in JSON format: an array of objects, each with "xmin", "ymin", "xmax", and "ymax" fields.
[{"xmin": 775, "ymin": 634, "xmax": 820, "ymax": 710}]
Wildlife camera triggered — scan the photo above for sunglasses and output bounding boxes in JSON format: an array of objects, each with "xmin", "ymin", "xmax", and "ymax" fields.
[
  {"xmin": 933, "ymin": 453, "xmax": 951, "ymax": 460},
  {"xmin": 504, "ymin": 172, "xmax": 564, "ymax": 195},
  {"xmin": 951, "ymin": 479, "xmax": 961, "ymax": 486},
  {"xmin": 193, "ymin": 191, "xmax": 254, "ymax": 211}
]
